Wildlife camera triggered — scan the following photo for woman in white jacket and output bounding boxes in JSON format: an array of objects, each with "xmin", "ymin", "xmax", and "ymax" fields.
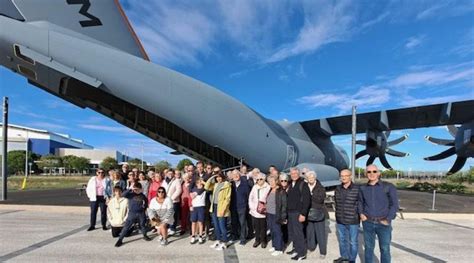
[
  {"xmin": 166, "ymin": 170, "xmax": 182, "ymax": 235},
  {"xmin": 86, "ymin": 168, "xmax": 112, "ymax": 231},
  {"xmin": 148, "ymin": 187, "xmax": 174, "ymax": 246},
  {"xmin": 248, "ymin": 173, "xmax": 271, "ymax": 249},
  {"xmin": 107, "ymin": 186, "xmax": 129, "ymax": 237}
]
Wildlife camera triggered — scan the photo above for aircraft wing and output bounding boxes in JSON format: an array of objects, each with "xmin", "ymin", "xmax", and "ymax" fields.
[{"xmin": 300, "ymin": 100, "xmax": 474, "ymax": 137}]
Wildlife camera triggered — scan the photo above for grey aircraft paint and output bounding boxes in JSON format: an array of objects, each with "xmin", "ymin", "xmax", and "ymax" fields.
[{"xmin": 0, "ymin": 1, "xmax": 472, "ymax": 187}]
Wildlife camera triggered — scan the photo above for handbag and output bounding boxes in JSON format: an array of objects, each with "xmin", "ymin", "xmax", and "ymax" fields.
[
  {"xmin": 256, "ymin": 188, "xmax": 270, "ymax": 214},
  {"xmin": 307, "ymin": 207, "xmax": 325, "ymax": 222}
]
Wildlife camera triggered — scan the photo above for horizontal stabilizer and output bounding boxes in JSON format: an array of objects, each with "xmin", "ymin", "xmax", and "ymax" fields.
[{"xmin": 11, "ymin": 0, "xmax": 149, "ymax": 60}]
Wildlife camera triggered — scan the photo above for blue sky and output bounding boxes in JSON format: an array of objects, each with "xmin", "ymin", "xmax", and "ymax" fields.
[{"xmin": 1, "ymin": 0, "xmax": 473, "ymax": 172}]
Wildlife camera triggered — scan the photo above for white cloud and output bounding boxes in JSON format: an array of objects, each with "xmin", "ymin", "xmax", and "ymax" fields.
[
  {"xmin": 405, "ymin": 35, "xmax": 425, "ymax": 49},
  {"xmin": 297, "ymin": 85, "xmax": 390, "ymax": 113},
  {"xmin": 27, "ymin": 122, "xmax": 68, "ymax": 131},
  {"xmin": 78, "ymin": 124, "xmax": 135, "ymax": 134},
  {"xmin": 389, "ymin": 65, "xmax": 474, "ymax": 88},
  {"xmin": 264, "ymin": 1, "xmax": 355, "ymax": 63},
  {"xmin": 126, "ymin": 1, "xmax": 217, "ymax": 66}
]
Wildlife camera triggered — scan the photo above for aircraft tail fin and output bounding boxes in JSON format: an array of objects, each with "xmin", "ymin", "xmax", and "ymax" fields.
[{"xmin": 8, "ymin": 0, "xmax": 149, "ymax": 60}]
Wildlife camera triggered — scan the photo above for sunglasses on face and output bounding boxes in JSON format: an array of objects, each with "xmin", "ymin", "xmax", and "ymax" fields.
[
  {"xmin": 280, "ymin": 180, "xmax": 288, "ymax": 182},
  {"xmin": 367, "ymin": 170, "xmax": 378, "ymax": 174},
  {"xmin": 257, "ymin": 178, "xmax": 265, "ymax": 181},
  {"xmin": 97, "ymin": 172, "xmax": 104, "ymax": 174},
  {"xmin": 158, "ymin": 191, "xmax": 165, "ymax": 194}
]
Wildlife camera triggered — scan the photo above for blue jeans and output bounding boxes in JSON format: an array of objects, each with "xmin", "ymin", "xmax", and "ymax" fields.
[
  {"xmin": 267, "ymin": 213, "xmax": 284, "ymax": 251},
  {"xmin": 337, "ymin": 223, "xmax": 359, "ymax": 261},
  {"xmin": 212, "ymin": 204, "xmax": 228, "ymax": 242},
  {"xmin": 362, "ymin": 221, "xmax": 392, "ymax": 263}
]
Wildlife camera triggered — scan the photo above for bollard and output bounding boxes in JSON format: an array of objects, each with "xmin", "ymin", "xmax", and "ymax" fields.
[{"xmin": 430, "ymin": 190, "xmax": 437, "ymax": 211}]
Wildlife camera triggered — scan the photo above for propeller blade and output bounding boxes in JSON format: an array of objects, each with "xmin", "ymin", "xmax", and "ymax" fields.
[
  {"xmin": 447, "ymin": 157, "xmax": 467, "ymax": 175},
  {"xmin": 424, "ymin": 147, "xmax": 456, "ymax": 161},
  {"xmin": 385, "ymin": 130, "xmax": 391, "ymax": 138},
  {"xmin": 424, "ymin": 136, "xmax": 455, "ymax": 146},
  {"xmin": 366, "ymin": 156, "xmax": 376, "ymax": 166},
  {"xmin": 447, "ymin": 125, "xmax": 458, "ymax": 138},
  {"xmin": 379, "ymin": 155, "xmax": 393, "ymax": 170},
  {"xmin": 356, "ymin": 150, "xmax": 368, "ymax": 159},
  {"xmin": 386, "ymin": 148, "xmax": 409, "ymax": 157},
  {"xmin": 388, "ymin": 134, "xmax": 409, "ymax": 146},
  {"xmin": 356, "ymin": 140, "xmax": 366, "ymax": 146}
]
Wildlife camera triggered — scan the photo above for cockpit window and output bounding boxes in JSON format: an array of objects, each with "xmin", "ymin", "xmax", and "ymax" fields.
[{"xmin": 0, "ymin": 0, "xmax": 25, "ymax": 21}]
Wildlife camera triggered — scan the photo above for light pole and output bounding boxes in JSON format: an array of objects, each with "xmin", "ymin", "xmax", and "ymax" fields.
[{"xmin": 141, "ymin": 142, "xmax": 144, "ymax": 171}]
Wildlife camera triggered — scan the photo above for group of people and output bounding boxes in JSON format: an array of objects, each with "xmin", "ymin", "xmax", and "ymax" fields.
[{"xmin": 86, "ymin": 162, "xmax": 399, "ymax": 262}]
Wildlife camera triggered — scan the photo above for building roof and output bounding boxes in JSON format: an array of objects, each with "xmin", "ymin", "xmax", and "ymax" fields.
[{"xmin": 0, "ymin": 123, "xmax": 93, "ymax": 149}]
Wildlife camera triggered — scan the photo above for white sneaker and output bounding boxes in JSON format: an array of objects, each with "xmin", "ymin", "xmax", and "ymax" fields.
[
  {"xmin": 209, "ymin": 241, "xmax": 220, "ymax": 249},
  {"xmin": 190, "ymin": 236, "xmax": 197, "ymax": 244},
  {"xmin": 158, "ymin": 235, "xmax": 163, "ymax": 241},
  {"xmin": 215, "ymin": 243, "xmax": 226, "ymax": 251},
  {"xmin": 160, "ymin": 239, "xmax": 168, "ymax": 246},
  {"xmin": 198, "ymin": 236, "xmax": 204, "ymax": 244},
  {"xmin": 168, "ymin": 229, "xmax": 176, "ymax": 236},
  {"xmin": 319, "ymin": 255, "xmax": 326, "ymax": 259},
  {"xmin": 271, "ymin": 251, "xmax": 283, "ymax": 256},
  {"xmin": 268, "ymin": 247, "xmax": 275, "ymax": 252}
]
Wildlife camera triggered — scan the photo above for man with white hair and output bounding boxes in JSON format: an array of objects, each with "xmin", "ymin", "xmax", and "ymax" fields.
[
  {"xmin": 286, "ymin": 167, "xmax": 311, "ymax": 261},
  {"xmin": 359, "ymin": 164, "xmax": 398, "ymax": 263},
  {"xmin": 334, "ymin": 169, "xmax": 360, "ymax": 263}
]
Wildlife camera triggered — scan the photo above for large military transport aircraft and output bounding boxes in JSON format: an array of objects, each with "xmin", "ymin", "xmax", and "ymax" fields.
[{"xmin": 0, "ymin": 0, "xmax": 473, "ymax": 187}]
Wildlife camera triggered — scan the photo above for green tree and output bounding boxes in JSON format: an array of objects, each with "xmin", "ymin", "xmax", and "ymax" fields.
[
  {"xmin": 70, "ymin": 156, "xmax": 90, "ymax": 174},
  {"xmin": 176, "ymin": 158, "xmax": 193, "ymax": 171},
  {"xmin": 128, "ymin": 158, "xmax": 145, "ymax": 170},
  {"xmin": 7, "ymin": 150, "xmax": 26, "ymax": 175},
  {"xmin": 39, "ymin": 154, "xmax": 62, "ymax": 174},
  {"xmin": 155, "ymin": 160, "xmax": 171, "ymax": 173},
  {"xmin": 61, "ymin": 155, "xmax": 75, "ymax": 175},
  {"xmin": 5, "ymin": 150, "xmax": 40, "ymax": 175},
  {"xmin": 100, "ymin": 156, "xmax": 118, "ymax": 171}
]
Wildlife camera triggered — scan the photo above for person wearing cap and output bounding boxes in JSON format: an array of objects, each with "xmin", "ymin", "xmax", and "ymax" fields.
[
  {"xmin": 248, "ymin": 172, "xmax": 270, "ymax": 249},
  {"xmin": 114, "ymin": 182, "xmax": 152, "ymax": 247},
  {"xmin": 205, "ymin": 168, "xmax": 232, "ymax": 251},
  {"xmin": 86, "ymin": 168, "xmax": 112, "ymax": 231},
  {"xmin": 148, "ymin": 186, "xmax": 174, "ymax": 246},
  {"xmin": 107, "ymin": 186, "xmax": 129, "ymax": 237},
  {"xmin": 359, "ymin": 164, "xmax": 398, "ymax": 263}
]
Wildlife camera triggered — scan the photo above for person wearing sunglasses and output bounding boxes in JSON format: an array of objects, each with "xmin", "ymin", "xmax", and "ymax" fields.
[
  {"xmin": 115, "ymin": 182, "xmax": 152, "ymax": 247},
  {"xmin": 205, "ymin": 169, "xmax": 232, "ymax": 251},
  {"xmin": 86, "ymin": 168, "xmax": 112, "ymax": 231},
  {"xmin": 148, "ymin": 186, "xmax": 174, "ymax": 246},
  {"xmin": 359, "ymin": 164, "xmax": 398, "ymax": 263},
  {"xmin": 248, "ymin": 172, "xmax": 270, "ymax": 249}
]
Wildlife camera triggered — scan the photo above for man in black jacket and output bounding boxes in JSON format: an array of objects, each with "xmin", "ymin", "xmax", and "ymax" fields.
[
  {"xmin": 286, "ymin": 167, "xmax": 311, "ymax": 261},
  {"xmin": 334, "ymin": 169, "xmax": 360, "ymax": 263}
]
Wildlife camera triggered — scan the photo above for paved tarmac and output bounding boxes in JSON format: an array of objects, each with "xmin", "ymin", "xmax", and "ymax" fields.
[
  {"xmin": 2, "ymin": 188, "xmax": 474, "ymax": 213},
  {"xmin": 0, "ymin": 206, "xmax": 472, "ymax": 262}
]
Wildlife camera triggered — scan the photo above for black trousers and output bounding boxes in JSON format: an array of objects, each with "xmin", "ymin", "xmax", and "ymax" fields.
[
  {"xmin": 288, "ymin": 212, "xmax": 307, "ymax": 257},
  {"xmin": 231, "ymin": 207, "xmax": 248, "ymax": 242},
  {"xmin": 90, "ymin": 196, "xmax": 107, "ymax": 228},
  {"xmin": 118, "ymin": 212, "xmax": 148, "ymax": 241},
  {"xmin": 252, "ymin": 216, "xmax": 267, "ymax": 244},
  {"xmin": 171, "ymin": 202, "xmax": 180, "ymax": 231},
  {"xmin": 111, "ymin": 227, "xmax": 123, "ymax": 238}
]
